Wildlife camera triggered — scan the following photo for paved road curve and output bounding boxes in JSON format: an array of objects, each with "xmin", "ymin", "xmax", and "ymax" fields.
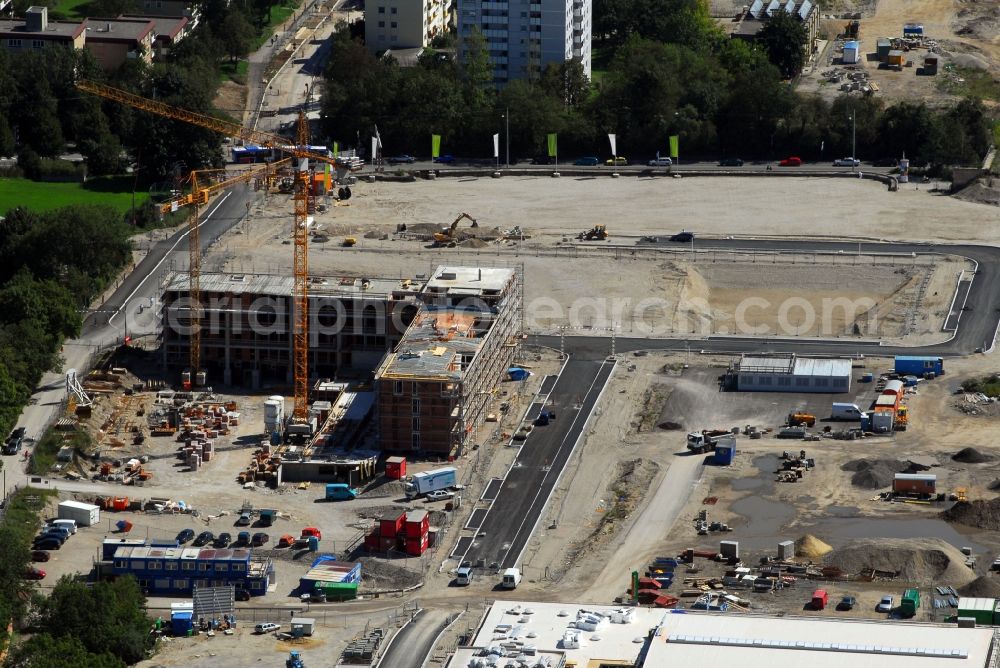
[
  {"xmin": 462, "ymin": 358, "xmax": 615, "ymax": 570},
  {"xmin": 376, "ymin": 608, "xmax": 451, "ymax": 668}
]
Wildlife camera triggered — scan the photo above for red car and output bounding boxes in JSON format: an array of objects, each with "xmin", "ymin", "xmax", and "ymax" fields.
[
  {"xmin": 25, "ymin": 568, "xmax": 45, "ymax": 580},
  {"xmin": 779, "ymin": 156, "xmax": 802, "ymax": 166},
  {"xmin": 300, "ymin": 527, "xmax": 321, "ymax": 540}
]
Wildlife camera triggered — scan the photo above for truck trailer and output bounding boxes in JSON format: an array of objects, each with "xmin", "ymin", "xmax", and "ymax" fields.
[
  {"xmin": 404, "ymin": 467, "xmax": 458, "ymax": 499},
  {"xmin": 687, "ymin": 430, "xmax": 734, "ymax": 454}
]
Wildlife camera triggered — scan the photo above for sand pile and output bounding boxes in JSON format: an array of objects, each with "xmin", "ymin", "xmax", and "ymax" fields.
[
  {"xmin": 841, "ymin": 458, "xmax": 911, "ymax": 489},
  {"xmin": 458, "ymin": 238, "xmax": 489, "ymax": 248},
  {"xmin": 357, "ymin": 557, "xmax": 422, "ymax": 593},
  {"xmin": 958, "ymin": 576, "xmax": 1000, "ymax": 598},
  {"xmin": 795, "ymin": 534, "xmax": 832, "ymax": 558},
  {"xmin": 989, "ymin": 479, "xmax": 1000, "ymax": 491},
  {"xmin": 952, "ymin": 447, "xmax": 993, "ymax": 463},
  {"xmin": 824, "ymin": 538, "xmax": 975, "ymax": 585},
  {"xmin": 954, "ymin": 179, "xmax": 1000, "ymax": 207},
  {"xmin": 942, "ymin": 499, "xmax": 1000, "ymax": 530}
]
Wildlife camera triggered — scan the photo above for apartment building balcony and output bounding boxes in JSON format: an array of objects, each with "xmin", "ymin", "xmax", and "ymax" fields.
[{"xmin": 481, "ymin": 1, "xmax": 508, "ymax": 9}]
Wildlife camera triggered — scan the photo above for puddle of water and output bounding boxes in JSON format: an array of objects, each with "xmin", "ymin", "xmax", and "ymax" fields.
[
  {"xmin": 729, "ymin": 495, "xmax": 796, "ymax": 550},
  {"xmin": 809, "ymin": 517, "xmax": 989, "ymax": 553},
  {"xmin": 730, "ymin": 455, "xmax": 780, "ymax": 492},
  {"xmin": 826, "ymin": 505, "xmax": 859, "ymax": 518}
]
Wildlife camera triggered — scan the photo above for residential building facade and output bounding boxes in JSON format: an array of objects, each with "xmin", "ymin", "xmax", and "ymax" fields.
[
  {"xmin": 457, "ymin": 0, "xmax": 590, "ymax": 85},
  {"xmin": 0, "ymin": 7, "xmax": 86, "ymax": 54},
  {"xmin": 110, "ymin": 545, "xmax": 274, "ymax": 597},
  {"xmin": 83, "ymin": 17, "xmax": 155, "ymax": 69},
  {"xmin": 365, "ymin": 0, "xmax": 452, "ymax": 54}
]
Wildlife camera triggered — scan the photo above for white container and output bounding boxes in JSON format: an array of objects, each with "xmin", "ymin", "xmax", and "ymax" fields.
[
  {"xmin": 58, "ymin": 500, "xmax": 100, "ymax": 527},
  {"xmin": 264, "ymin": 396, "xmax": 284, "ymax": 433}
]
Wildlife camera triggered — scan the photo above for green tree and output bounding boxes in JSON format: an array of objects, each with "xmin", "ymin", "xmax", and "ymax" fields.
[
  {"xmin": 758, "ymin": 10, "xmax": 807, "ymax": 79},
  {"xmin": 0, "ymin": 272, "xmax": 82, "ymax": 339},
  {"xmin": 5, "ymin": 634, "xmax": 125, "ymax": 668},
  {"xmin": 459, "ymin": 27, "xmax": 492, "ymax": 108},
  {"xmin": 540, "ymin": 61, "xmax": 591, "ymax": 108},
  {"xmin": 221, "ymin": 10, "xmax": 255, "ymax": 62},
  {"xmin": 89, "ymin": 0, "xmax": 136, "ymax": 17}
]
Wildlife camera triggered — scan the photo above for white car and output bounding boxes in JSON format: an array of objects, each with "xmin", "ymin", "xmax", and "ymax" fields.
[
  {"xmin": 425, "ymin": 490, "xmax": 455, "ymax": 502},
  {"xmin": 833, "ymin": 157, "xmax": 860, "ymax": 167},
  {"xmin": 255, "ymin": 623, "xmax": 281, "ymax": 634},
  {"xmin": 876, "ymin": 595, "xmax": 893, "ymax": 612},
  {"xmin": 648, "ymin": 157, "xmax": 673, "ymax": 166}
]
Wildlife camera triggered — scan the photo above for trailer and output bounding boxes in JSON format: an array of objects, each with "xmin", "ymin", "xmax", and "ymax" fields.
[
  {"xmin": 58, "ymin": 500, "xmax": 100, "ymax": 527},
  {"xmin": 894, "ymin": 355, "xmax": 943, "ymax": 377},
  {"xmin": 404, "ymin": 467, "xmax": 457, "ymax": 499}
]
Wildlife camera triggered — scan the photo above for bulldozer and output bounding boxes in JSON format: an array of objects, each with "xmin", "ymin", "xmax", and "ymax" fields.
[
  {"xmin": 433, "ymin": 212, "xmax": 478, "ymax": 246},
  {"xmin": 579, "ymin": 224, "xmax": 608, "ymax": 241}
]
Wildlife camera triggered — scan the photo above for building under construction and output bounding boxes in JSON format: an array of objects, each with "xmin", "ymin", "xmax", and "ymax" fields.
[{"xmin": 161, "ymin": 265, "xmax": 522, "ymax": 456}]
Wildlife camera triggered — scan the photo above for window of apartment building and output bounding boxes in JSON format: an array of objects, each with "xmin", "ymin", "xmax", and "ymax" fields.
[
  {"xmin": 391, "ymin": 21, "xmax": 397, "ymax": 27},
  {"xmin": 412, "ymin": 432, "xmax": 421, "ymax": 449},
  {"xmin": 394, "ymin": 380, "xmax": 403, "ymax": 396},
  {"xmin": 412, "ymin": 416, "xmax": 421, "ymax": 431},
  {"xmin": 148, "ymin": 560, "xmax": 162, "ymax": 570},
  {"xmin": 114, "ymin": 559, "xmax": 127, "ymax": 569},
  {"xmin": 7, "ymin": 39, "xmax": 21, "ymax": 47},
  {"xmin": 173, "ymin": 578, "xmax": 189, "ymax": 589},
  {"xmin": 378, "ymin": 20, "xmax": 385, "ymax": 27},
  {"xmin": 412, "ymin": 397, "xmax": 421, "ymax": 414},
  {"xmin": 154, "ymin": 578, "xmax": 170, "ymax": 590},
  {"xmin": 181, "ymin": 561, "xmax": 195, "ymax": 571},
  {"xmin": 216, "ymin": 563, "xmax": 228, "ymax": 572},
  {"xmin": 378, "ymin": 5, "xmax": 385, "ymax": 11},
  {"xmin": 391, "ymin": 6, "xmax": 397, "ymax": 12},
  {"xmin": 198, "ymin": 563, "xmax": 210, "ymax": 571},
  {"xmin": 165, "ymin": 562, "xmax": 178, "ymax": 571},
  {"xmin": 31, "ymin": 40, "xmax": 44, "ymax": 49}
]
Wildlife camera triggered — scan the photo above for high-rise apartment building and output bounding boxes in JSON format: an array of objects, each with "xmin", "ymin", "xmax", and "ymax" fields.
[
  {"xmin": 457, "ymin": 0, "xmax": 590, "ymax": 85},
  {"xmin": 365, "ymin": 0, "xmax": 453, "ymax": 54}
]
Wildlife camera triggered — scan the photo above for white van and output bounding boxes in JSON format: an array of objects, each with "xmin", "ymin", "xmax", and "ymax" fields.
[
  {"xmin": 501, "ymin": 567, "xmax": 521, "ymax": 589},
  {"xmin": 831, "ymin": 403, "xmax": 863, "ymax": 421},
  {"xmin": 456, "ymin": 567, "xmax": 473, "ymax": 586},
  {"xmin": 50, "ymin": 519, "xmax": 77, "ymax": 534}
]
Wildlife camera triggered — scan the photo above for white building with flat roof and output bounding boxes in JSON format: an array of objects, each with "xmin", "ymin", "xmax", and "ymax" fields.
[
  {"xmin": 449, "ymin": 600, "xmax": 996, "ymax": 668},
  {"xmin": 734, "ymin": 354, "xmax": 852, "ymax": 393}
]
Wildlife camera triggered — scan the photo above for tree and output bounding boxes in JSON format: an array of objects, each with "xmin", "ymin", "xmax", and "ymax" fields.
[
  {"xmin": 540, "ymin": 61, "xmax": 591, "ymax": 108},
  {"xmin": 221, "ymin": 10, "xmax": 255, "ymax": 62},
  {"xmin": 5, "ymin": 634, "xmax": 125, "ymax": 668},
  {"xmin": 459, "ymin": 27, "xmax": 492, "ymax": 109},
  {"xmin": 758, "ymin": 10, "xmax": 807, "ymax": 79}
]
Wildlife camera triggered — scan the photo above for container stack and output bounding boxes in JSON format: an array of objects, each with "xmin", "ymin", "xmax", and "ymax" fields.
[
  {"xmin": 300, "ymin": 557, "xmax": 361, "ymax": 601},
  {"xmin": 363, "ymin": 509, "xmax": 430, "ymax": 556},
  {"xmin": 404, "ymin": 510, "xmax": 430, "ymax": 556}
]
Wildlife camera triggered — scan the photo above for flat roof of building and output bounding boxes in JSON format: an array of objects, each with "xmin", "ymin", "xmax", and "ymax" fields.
[
  {"xmin": 737, "ymin": 355, "xmax": 851, "ymax": 377},
  {"xmin": 376, "ymin": 308, "xmax": 485, "ymax": 379},
  {"xmin": 113, "ymin": 545, "xmax": 251, "ymax": 560},
  {"xmin": 120, "ymin": 13, "xmax": 187, "ymax": 37},
  {"xmin": 452, "ymin": 601, "xmax": 994, "ymax": 668},
  {"xmin": 167, "ymin": 272, "xmax": 424, "ymax": 300},
  {"xmin": 0, "ymin": 18, "xmax": 85, "ymax": 37},
  {"xmin": 84, "ymin": 17, "xmax": 153, "ymax": 40},
  {"xmin": 423, "ymin": 266, "xmax": 514, "ymax": 297}
]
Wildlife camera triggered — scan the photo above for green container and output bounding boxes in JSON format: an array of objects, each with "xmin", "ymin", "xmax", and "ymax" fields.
[
  {"xmin": 901, "ymin": 589, "xmax": 920, "ymax": 617},
  {"xmin": 958, "ymin": 597, "xmax": 995, "ymax": 626},
  {"xmin": 314, "ymin": 581, "xmax": 359, "ymax": 601}
]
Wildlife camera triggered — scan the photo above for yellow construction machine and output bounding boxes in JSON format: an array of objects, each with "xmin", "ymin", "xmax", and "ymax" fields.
[
  {"xmin": 434, "ymin": 212, "xmax": 478, "ymax": 245},
  {"xmin": 579, "ymin": 224, "xmax": 608, "ymax": 241}
]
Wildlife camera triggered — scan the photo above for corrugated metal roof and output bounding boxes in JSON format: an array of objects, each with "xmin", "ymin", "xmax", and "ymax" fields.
[
  {"xmin": 793, "ymin": 358, "xmax": 851, "ymax": 378},
  {"xmin": 894, "ymin": 473, "xmax": 936, "ymax": 481},
  {"xmin": 739, "ymin": 356, "xmax": 795, "ymax": 374}
]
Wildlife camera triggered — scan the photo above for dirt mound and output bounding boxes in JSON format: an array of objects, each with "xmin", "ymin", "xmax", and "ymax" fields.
[
  {"xmin": 658, "ymin": 421, "xmax": 684, "ymax": 430},
  {"xmin": 954, "ymin": 179, "xmax": 1000, "ymax": 207},
  {"xmin": 795, "ymin": 534, "xmax": 832, "ymax": 558},
  {"xmin": 942, "ymin": 499, "xmax": 1000, "ymax": 530},
  {"xmin": 958, "ymin": 576, "xmax": 1000, "ymax": 598},
  {"xmin": 841, "ymin": 458, "xmax": 911, "ymax": 489},
  {"xmin": 825, "ymin": 538, "xmax": 975, "ymax": 586},
  {"xmin": 357, "ymin": 557, "xmax": 422, "ymax": 593},
  {"xmin": 458, "ymin": 238, "xmax": 488, "ymax": 248},
  {"xmin": 989, "ymin": 479, "xmax": 1000, "ymax": 491},
  {"xmin": 952, "ymin": 447, "xmax": 993, "ymax": 463}
]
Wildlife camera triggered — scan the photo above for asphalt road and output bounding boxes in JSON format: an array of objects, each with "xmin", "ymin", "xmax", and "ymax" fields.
[
  {"xmin": 376, "ymin": 608, "xmax": 451, "ymax": 668},
  {"xmin": 461, "ymin": 358, "xmax": 615, "ymax": 570},
  {"xmin": 534, "ymin": 238, "xmax": 1000, "ymax": 360}
]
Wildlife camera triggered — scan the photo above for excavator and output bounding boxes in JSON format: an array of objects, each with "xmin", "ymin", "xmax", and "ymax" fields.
[
  {"xmin": 579, "ymin": 224, "xmax": 608, "ymax": 241},
  {"xmin": 433, "ymin": 212, "xmax": 478, "ymax": 246}
]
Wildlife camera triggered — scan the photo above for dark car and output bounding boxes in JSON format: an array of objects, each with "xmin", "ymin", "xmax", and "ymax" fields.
[
  {"xmin": 531, "ymin": 155, "xmax": 555, "ymax": 165},
  {"xmin": 236, "ymin": 531, "xmax": 251, "ymax": 546},
  {"xmin": 669, "ymin": 230, "xmax": 695, "ymax": 243},
  {"xmin": 251, "ymin": 532, "xmax": 270, "ymax": 547},
  {"xmin": 837, "ymin": 596, "xmax": 857, "ymax": 611},
  {"xmin": 32, "ymin": 538, "xmax": 61, "ymax": 551},
  {"xmin": 387, "ymin": 154, "xmax": 416, "ymax": 164},
  {"xmin": 718, "ymin": 158, "xmax": 744, "ymax": 167},
  {"xmin": 235, "ymin": 589, "xmax": 251, "ymax": 601},
  {"xmin": 215, "ymin": 532, "xmax": 232, "ymax": 548},
  {"xmin": 36, "ymin": 531, "xmax": 67, "ymax": 545},
  {"xmin": 3, "ymin": 426, "xmax": 25, "ymax": 455},
  {"xmin": 31, "ymin": 550, "xmax": 51, "ymax": 562},
  {"xmin": 24, "ymin": 568, "xmax": 45, "ymax": 580},
  {"xmin": 176, "ymin": 529, "xmax": 195, "ymax": 544},
  {"xmin": 193, "ymin": 531, "xmax": 214, "ymax": 547},
  {"xmin": 433, "ymin": 154, "xmax": 456, "ymax": 164},
  {"xmin": 574, "ymin": 156, "xmax": 599, "ymax": 166}
]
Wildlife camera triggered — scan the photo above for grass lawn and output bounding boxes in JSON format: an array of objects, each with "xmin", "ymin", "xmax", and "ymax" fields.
[
  {"xmin": 0, "ymin": 176, "xmax": 149, "ymax": 216},
  {"xmin": 51, "ymin": 0, "xmax": 92, "ymax": 19},
  {"xmin": 220, "ymin": 59, "xmax": 250, "ymax": 84},
  {"xmin": 251, "ymin": 0, "xmax": 302, "ymax": 50}
]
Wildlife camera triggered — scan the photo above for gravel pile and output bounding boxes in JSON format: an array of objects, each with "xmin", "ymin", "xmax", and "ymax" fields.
[
  {"xmin": 794, "ymin": 534, "xmax": 832, "ymax": 558},
  {"xmin": 357, "ymin": 557, "xmax": 423, "ymax": 593},
  {"xmin": 958, "ymin": 576, "xmax": 1000, "ymax": 598},
  {"xmin": 824, "ymin": 538, "xmax": 975, "ymax": 586},
  {"xmin": 952, "ymin": 447, "xmax": 993, "ymax": 463},
  {"xmin": 942, "ymin": 499, "xmax": 1000, "ymax": 530},
  {"xmin": 841, "ymin": 458, "xmax": 911, "ymax": 489}
]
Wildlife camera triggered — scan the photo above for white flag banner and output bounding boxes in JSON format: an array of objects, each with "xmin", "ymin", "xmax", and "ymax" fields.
[
  {"xmin": 374, "ymin": 124, "xmax": 383, "ymax": 149},
  {"xmin": 608, "ymin": 133, "xmax": 617, "ymax": 156},
  {"xmin": 493, "ymin": 133, "xmax": 499, "ymax": 158},
  {"xmin": 371, "ymin": 136, "xmax": 378, "ymax": 162}
]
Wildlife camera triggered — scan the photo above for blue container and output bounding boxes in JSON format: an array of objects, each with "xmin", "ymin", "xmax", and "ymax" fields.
[
  {"xmin": 860, "ymin": 372, "xmax": 874, "ymax": 383},
  {"xmin": 308, "ymin": 536, "xmax": 319, "ymax": 552},
  {"xmin": 714, "ymin": 444, "xmax": 736, "ymax": 466},
  {"xmin": 894, "ymin": 355, "xmax": 943, "ymax": 376}
]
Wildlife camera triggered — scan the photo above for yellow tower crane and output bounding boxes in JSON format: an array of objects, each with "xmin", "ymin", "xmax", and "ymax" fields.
[{"xmin": 78, "ymin": 80, "xmax": 334, "ymax": 423}]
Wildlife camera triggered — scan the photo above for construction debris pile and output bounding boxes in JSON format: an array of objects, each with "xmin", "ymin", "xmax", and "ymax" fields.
[
  {"xmin": 823, "ymin": 538, "xmax": 976, "ymax": 586},
  {"xmin": 172, "ymin": 399, "xmax": 240, "ymax": 471}
]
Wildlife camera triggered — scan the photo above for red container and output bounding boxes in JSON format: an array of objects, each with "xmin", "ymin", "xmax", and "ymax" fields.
[
  {"xmin": 404, "ymin": 533, "xmax": 428, "ymax": 556},
  {"xmin": 404, "ymin": 510, "xmax": 429, "ymax": 539},
  {"xmin": 379, "ymin": 536, "xmax": 398, "ymax": 553},
  {"xmin": 385, "ymin": 456, "xmax": 406, "ymax": 480},
  {"xmin": 364, "ymin": 533, "xmax": 380, "ymax": 550},
  {"xmin": 379, "ymin": 511, "xmax": 406, "ymax": 537}
]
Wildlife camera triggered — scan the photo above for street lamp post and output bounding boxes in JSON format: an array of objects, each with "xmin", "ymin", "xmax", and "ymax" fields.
[
  {"xmin": 501, "ymin": 108, "xmax": 510, "ymax": 168},
  {"xmin": 851, "ymin": 109, "xmax": 857, "ymax": 172}
]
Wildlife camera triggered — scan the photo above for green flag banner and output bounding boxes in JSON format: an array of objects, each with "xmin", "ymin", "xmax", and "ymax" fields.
[
  {"xmin": 547, "ymin": 133, "xmax": 557, "ymax": 158},
  {"xmin": 432, "ymin": 134, "xmax": 441, "ymax": 159},
  {"xmin": 669, "ymin": 135, "xmax": 679, "ymax": 159},
  {"xmin": 333, "ymin": 141, "xmax": 339, "ymax": 157}
]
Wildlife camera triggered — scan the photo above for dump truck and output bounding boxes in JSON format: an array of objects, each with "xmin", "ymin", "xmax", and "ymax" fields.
[
  {"xmin": 325, "ymin": 483, "xmax": 357, "ymax": 501},
  {"xmin": 687, "ymin": 430, "xmax": 734, "ymax": 454},
  {"xmin": 404, "ymin": 466, "xmax": 457, "ymax": 499}
]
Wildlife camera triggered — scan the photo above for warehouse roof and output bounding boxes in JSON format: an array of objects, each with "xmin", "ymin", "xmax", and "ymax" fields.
[
  {"xmin": 792, "ymin": 358, "xmax": 852, "ymax": 378},
  {"xmin": 452, "ymin": 601, "xmax": 994, "ymax": 668}
]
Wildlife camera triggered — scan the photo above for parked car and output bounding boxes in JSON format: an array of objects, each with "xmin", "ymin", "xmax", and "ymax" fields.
[
  {"xmin": 215, "ymin": 532, "xmax": 232, "ymax": 548},
  {"xmin": 718, "ymin": 157, "xmax": 744, "ymax": 166},
  {"xmin": 3, "ymin": 426, "xmax": 25, "ymax": 455},
  {"xmin": 236, "ymin": 531, "xmax": 251, "ymax": 546},
  {"xmin": 779, "ymin": 156, "xmax": 803, "ymax": 166},
  {"xmin": 251, "ymin": 532, "xmax": 270, "ymax": 547},
  {"xmin": 648, "ymin": 157, "xmax": 673, "ymax": 166},
  {"xmin": 833, "ymin": 157, "xmax": 860, "ymax": 167},
  {"xmin": 426, "ymin": 489, "xmax": 455, "ymax": 502},
  {"xmin": 433, "ymin": 154, "xmax": 456, "ymax": 164},
  {"xmin": 876, "ymin": 595, "xmax": 894, "ymax": 612},
  {"xmin": 176, "ymin": 529, "xmax": 195, "ymax": 544},
  {"xmin": 235, "ymin": 589, "xmax": 251, "ymax": 601},
  {"xmin": 24, "ymin": 568, "xmax": 45, "ymax": 580},
  {"xmin": 837, "ymin": 596, "xmax": 857, "ymax": 611},
  {"xmin": 235, "ymin": 512, "xmax": 252, "ymax": 526},
  {"xmin": 574, "ymin": 156, "xmax": 599, "ymax": 166},
  {"xmin": 387, "ymin": 154, "xmax": 416, "ymax": 164},
  {"xmin": 37, "ymin": 529, "xmax": 68, "ymax": 543},
  {"xmin": 255, "ymin": 623, "xmax": 281, "ymax": 634},
  {"xmin": 669, "ymin": 230, "xmax": 695, "ymax": 243},
  {"xmin": 300, "ymin": 590, "xmax": 327, "ymax": 603},
  {"xmin": 605, "ymin": 156, "xmax": 628, "ymax": 166},
  {"xmin": 193, "ymin": 531, "xmax": 214, "ymax": 547},
  {"xmin": 32, "ymin": 538, "xmax": 61, "ymax": 551},
  {"xmin": 31, "ymin": 551, "xmax": 50, "ymax": 562}
]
